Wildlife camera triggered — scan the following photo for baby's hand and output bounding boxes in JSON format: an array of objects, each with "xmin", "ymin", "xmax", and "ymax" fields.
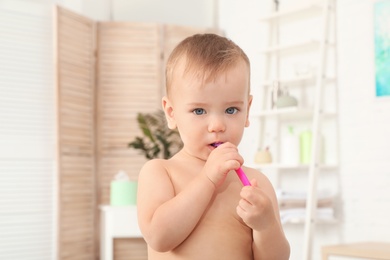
[
  {"xmin": 202, "ymin": 142, "xmax": 243, "ymax": 187},
  {"xmin": 236, "ymin": 179, "xmax": 277, "ymax": 231}
]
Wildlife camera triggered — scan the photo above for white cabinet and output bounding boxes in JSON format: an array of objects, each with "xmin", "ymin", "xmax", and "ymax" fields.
[
  {"xmin": 100, "ymin": 205, "xmax": 143, "ymax": 260},
  {"xmin": 252, "ymin": 1, "xmax": 339, "ymax": 259}
]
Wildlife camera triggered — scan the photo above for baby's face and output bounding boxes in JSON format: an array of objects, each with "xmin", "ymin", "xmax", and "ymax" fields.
[{"xmin": 165, "ymin": 60, "xmax": 252, "ymax": 161}]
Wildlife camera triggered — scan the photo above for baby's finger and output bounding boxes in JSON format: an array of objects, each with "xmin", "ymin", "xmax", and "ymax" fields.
[{"xmin": 250, "ymin": 178, "xmax": 258, "ymax": 187}]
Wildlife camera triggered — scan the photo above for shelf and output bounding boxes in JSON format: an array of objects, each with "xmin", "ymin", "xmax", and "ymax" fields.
[
  {"xmin": 261, "ymin": 39, "xmax": 320, "ymax": 54},
  {"xmin": 252, "ymin": 107, "xmax": 311, "ymax": 120},
  {"xmin": 261, "ymin": 76, "xmax": 336, "ymax": 88},
  {"xmin": 253, "ymin": 106, "xmax": 307, "ymax": 117},
  {"xmin": 251, "ymin": 107, "xmax": 337, "ymax": 121},
  {"xmin": 280, "ymin": 206, "xmax": 337, "ymax": 225},
  {"xmin": 259, "ymin": 1, "xmax": 324, "ymax": 22},
  {"xmin": 249, "ymin": 163, "xmax": 338, "ymax": 171},
  {"xmin": 261, "ymin": 39, "xmax": 335, "ymax": 55},
  {"xmin": 257, "ymin": 1, "xmax": 338, "ymax": 257},
  {"xmin": 282, "ymin": 216, "xmax": 338, "ymax": 225}
]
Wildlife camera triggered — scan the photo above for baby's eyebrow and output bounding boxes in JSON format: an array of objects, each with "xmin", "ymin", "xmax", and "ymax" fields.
[
  {"xmin": 185, "ymin": 101, "xmax": 244, "ymax": 107},
  {"xmin": 225, "ymin": 101, "xmax": 244, "ymax": 106},
  {"xmin": 186, "ymin": 102, "xmax": 208, "ymax": 107}
]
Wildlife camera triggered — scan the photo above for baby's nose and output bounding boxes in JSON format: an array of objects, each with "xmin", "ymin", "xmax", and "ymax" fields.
[{"xmin": 208, "ymin": 117, "xmax": 226, "ymax": 132}]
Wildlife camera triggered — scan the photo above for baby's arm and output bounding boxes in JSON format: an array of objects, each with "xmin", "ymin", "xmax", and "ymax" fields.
[
  {"xmin": 236, "ymin": 172, "xmax": 290, "ymax": 260},
  {"xmin": 137, "ymin": 159, "xmax": 216, "ymax": 252},
  {"xmin": 138, "ymin": 143, "xmax": 243, "ymax": 252}
]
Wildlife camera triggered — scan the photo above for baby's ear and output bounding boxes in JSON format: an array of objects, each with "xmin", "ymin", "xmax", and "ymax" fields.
[
  {"xmin": 245, "ymin": 95, "xmax": 253, "ymax": 127},
  {"xmin": 162, "ymin": 96, "xmax": 177, "ymax": 129}
]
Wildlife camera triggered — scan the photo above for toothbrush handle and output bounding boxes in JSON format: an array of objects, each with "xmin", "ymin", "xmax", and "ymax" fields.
[{"xmin": 235, "ymin": 167, "xmax": 251, "ymax": 186}]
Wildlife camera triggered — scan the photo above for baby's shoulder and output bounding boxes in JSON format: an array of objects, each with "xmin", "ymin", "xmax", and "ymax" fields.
[
  {"xmin": 243, "ymin": 165, "xmax": 266, "ymax": 179},
  {"xmin": 243, "ymin": 166, "xmax": 275, "ymax": 189},
  {"xmin": 142, "ymin": 158, "xmax": 166, "ymax": 167},
  {"xmin": 140, "ymin": 158, "xmax": 168, "ymax": 174},
  {"xmin": 138, "ymin": 159, "xmax": 174, "ymax": 187},
  {"xmin": 139, "ymin": 157, "xmax": 181, "ymax": 177}
]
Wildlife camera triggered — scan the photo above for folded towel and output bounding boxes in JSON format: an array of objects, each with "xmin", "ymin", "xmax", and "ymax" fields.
[
  {"xmin": 280, "ymin": 207, "xmax": 335, "ymax": 224},
  {"xmin": 276, "ymin": 189, "xmax": 335, "ymax": 209}
]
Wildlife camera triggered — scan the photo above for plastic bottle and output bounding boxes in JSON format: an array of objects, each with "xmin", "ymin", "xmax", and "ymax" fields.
[
  {"xmin": 281, "ymin": 126, "xmax": 299, "ymax": 165},
  {"xmin": 300, "ymin": 130, "xmax": 312, "ymax": 164}
]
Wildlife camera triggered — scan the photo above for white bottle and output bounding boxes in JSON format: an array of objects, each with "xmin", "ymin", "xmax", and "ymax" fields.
[{"xmin": 281, "ymin": 126, "xmax": 300, "ymax": 165}]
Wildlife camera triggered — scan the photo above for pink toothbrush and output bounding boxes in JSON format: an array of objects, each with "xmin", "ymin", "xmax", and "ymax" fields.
[
  {"xmin": 235, "ymin": 167, "xmax": 251, "ymax": 186},
  {"xmin": 212, "ymin": 142, "xmax": 251, "ymax": 186}
]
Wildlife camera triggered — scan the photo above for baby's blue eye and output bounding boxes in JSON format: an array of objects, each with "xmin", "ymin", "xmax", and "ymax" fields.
[
  {"xmin": 226, "ymin": 107, "xmax": 238, "ymax": 114},
  {"xmin": 193, "ymin": 108, "xmax": 205, "ymax": 115}
]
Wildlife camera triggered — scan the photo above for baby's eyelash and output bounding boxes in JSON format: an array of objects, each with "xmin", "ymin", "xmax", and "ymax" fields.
[
  {"xmin": 192, "ymin": 108, "xmax": 206, "ymax": 115},
  {"xmin": 226, "ymin": 107, "xmax": 239, "ymax": 114}
]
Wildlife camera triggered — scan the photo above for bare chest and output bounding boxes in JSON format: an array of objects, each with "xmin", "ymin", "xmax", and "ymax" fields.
[{"xmin": 155, "ymin": 168, "xmax": 253, "ymax": 259}]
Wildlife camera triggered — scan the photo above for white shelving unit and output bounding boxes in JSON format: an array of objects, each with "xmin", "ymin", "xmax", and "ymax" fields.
[{"xmin": 253, "ymin": 0, "xmax": 338, "ymax": 259}]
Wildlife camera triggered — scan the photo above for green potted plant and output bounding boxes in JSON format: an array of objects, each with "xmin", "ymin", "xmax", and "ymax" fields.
[{"xmin": 128, "ymin": 110, "xmax": 183, "ymax": 159}]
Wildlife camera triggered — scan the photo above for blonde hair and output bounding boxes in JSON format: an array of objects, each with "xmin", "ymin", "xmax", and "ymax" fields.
[{"xmin": 165, "ymin": 33, "xmax": 250, "ymax": 96}]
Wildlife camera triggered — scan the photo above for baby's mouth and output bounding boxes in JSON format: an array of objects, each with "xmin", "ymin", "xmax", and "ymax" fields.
[{"xmin": 210, "ymin": 142, "xmax": 223, "ymax": 148}]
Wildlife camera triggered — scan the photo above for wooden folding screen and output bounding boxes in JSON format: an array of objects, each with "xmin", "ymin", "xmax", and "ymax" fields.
[
  {"xmin": 55, "ymin": 6, "xmax": 97, "ymax": 259},
  {"xmin": 96, "ymin": 22, "xmax": 161, "ymax": 205},
  {"xmin": 96, "ymin": 22, "xmax": 161, "ymax": 259}
]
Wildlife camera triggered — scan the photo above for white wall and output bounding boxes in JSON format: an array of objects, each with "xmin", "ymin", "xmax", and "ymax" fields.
[
  {"xmin": 54, "ymin": 0, "xmax": 216, "ymax": 27},
  {"xmin": 0, "ymin": 1, "xmax": 56, "ymax": 259},
  {"xmin": 112, "ymin": 0, "xmax": 216, "ymax": 27},
  {"xmin": 337, "ymin": 0, "xmax": 390, "ymax": 242}
]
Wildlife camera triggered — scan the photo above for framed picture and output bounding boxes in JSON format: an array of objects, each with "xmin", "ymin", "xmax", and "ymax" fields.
[{"xmin": 374, "ymin": 0, "xmax": 390, "ymax": 97}]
